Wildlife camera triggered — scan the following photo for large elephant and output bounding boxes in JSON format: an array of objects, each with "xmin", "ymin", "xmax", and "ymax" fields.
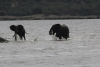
[
  {"xmin": 49, "ymin": 24, "xmax": 69, "ymax": 40},
  {"xmin": 10, "ymin": 25, "xmax": 26, "ymax": 41}
]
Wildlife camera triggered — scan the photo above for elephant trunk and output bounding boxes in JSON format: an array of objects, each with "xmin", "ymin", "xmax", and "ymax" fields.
[{"xmin": 49, "ymin": 29, "xmax": 53, "ymax": 35}]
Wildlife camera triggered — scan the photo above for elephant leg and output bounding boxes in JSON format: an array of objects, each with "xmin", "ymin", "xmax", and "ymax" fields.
[
  {"xmin": 67, "ymin": 33, "xmax": 69, "ymax": 38},
  {"xmin": 65, "ymin": 37, "xmax": 68, "ymax": 40},
  {"xmin": 15, "ymin": 35, "xmax": 17, "ymax": 41},
  {"xmin": 59, "ymin": 36, "xmax": 62, "ymax": 39},
  {"xmin": 19, "ymin": 35, "xmax": 26, "ymax": 41},
  {"xmin": 23, "ymin": 35, "xmax": 26, "ymax": 40},
  {"xmin": 19, "ymin": 35, "xmax": 23, "ymax": 40},
  {"xmin": 14, "ymin": 33, "xmax": 17, "ymax": 41},
  {"xmin": 56, "ymin": 33, "xmax": 62, "ymax": 40},
  {"xmin": 63, "ymin": 35, "xmax": 68, "ymax": 40}
]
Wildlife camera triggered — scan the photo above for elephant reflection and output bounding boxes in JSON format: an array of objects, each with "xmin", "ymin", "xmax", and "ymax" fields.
[
  {"xmin": 49, "ymin": 24, "xmax": 69, "ymax": 40},
  {"xmin": 10, "ymin": 25, "xmax": 26, "ymax": 41}
]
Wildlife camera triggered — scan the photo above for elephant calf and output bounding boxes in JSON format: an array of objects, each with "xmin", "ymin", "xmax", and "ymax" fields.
[
  {"xmin": 10, "ymin": 25, "xmax": 26, "ymax": 41},
  {"xmin": 0, "ymin": 37, "xmax": 9, "ymax": 43},
  {"xmin": 49, "ymin": 24, "xmax": 69, "ymax": 40}
]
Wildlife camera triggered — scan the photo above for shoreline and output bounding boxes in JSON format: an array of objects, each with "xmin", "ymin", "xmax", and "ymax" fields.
[{"xmin": 0, "ymin": 14, "xmax": 100, "ymax": 20}]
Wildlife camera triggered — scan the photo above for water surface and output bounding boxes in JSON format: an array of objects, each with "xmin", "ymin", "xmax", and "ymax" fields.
[{"xmin": 0, "ymin": 19, "xmax": 100, "ymax": 67}]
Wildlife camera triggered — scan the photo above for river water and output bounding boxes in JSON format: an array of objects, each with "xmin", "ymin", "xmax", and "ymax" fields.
[{"xmin": 0, "ymin": 19, "xmax": 100, "ymax": 67}]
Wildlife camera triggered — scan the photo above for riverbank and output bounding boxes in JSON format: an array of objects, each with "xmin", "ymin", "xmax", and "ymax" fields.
[{"xmin": 0, "ymin": 14, "xmax": 100, "ymax": 20}]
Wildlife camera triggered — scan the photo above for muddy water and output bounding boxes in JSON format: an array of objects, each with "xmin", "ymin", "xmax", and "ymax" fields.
[{"xmin": 0, "ymin": 19, "xmax": 100, "ymax": 67}]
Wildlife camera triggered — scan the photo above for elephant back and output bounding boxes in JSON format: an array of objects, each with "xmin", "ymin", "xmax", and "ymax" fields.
[
  {"xmin": 17, "ymin": 25, "xmax": 24, "ymax": 30},
  {"xmin": 61, "ymin": 24, "xmax": 69, "ymax": 34},
  {"xmin": 17, "ymin": 25, "xmax": 26, "ymax": 35}
]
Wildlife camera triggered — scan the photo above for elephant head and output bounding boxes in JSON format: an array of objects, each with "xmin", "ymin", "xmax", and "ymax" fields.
[
  {"xmin": 10, "ymin": 25, "xmax": 17, "ymax": 32},
  {"xmin": 49, "ymin": 24, "xmax": 61, "ymax": 35}
]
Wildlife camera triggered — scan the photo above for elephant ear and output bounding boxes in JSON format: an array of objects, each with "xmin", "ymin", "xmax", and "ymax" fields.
[
  {"xmin": 10, "ymin": 25, "xmax": 16, "ymax": 31},
  {"xmin": 54, "ymin": 24, "xmax": 61, "ymax": 32},
  {"xmin": 49, "ymin": 24, "xmax": 61, "ymax": 35}
]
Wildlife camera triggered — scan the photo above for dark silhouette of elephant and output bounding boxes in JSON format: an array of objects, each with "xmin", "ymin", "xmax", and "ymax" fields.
[
  {"xmin": 10, "ymin": 25, "xmax": 26, "ymax": 41},
  {"xmin": 0, "ymin": 37, "xmax": 9, "ymax": 43},
  {"xmin": 49, "ymin": 24, "xmax": 69, "ymax": 40}
]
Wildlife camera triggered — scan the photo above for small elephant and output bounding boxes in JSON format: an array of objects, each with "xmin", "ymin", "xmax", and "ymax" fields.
[
  {"xmin": 0, "ymin": 37, "xmax": 9, "ymax": 43},
  {"xmin": 10, "ymin": 25, "xmax": 26, "ymax": 41},
  {"xmin": 49, "ymin": 24, "xmax": 69, "ymax": 40}
]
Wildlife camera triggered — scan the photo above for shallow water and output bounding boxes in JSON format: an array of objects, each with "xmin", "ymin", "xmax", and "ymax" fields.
[{"xmin": 0, "ymin": 19, "xmax": 100, "ymax": 67}]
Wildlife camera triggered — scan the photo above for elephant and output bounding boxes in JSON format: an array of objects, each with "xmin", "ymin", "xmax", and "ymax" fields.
[
  {"xmin": 49, "ymin": 24, "xmax": 69, "ymax": 40},
  {"xmin": 0, "ymin": 37, "xmax": 9, "ymax": 43},
  {"xmin": 10, "ymin": 25, "xmax": 26, "ymax": 41}
]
